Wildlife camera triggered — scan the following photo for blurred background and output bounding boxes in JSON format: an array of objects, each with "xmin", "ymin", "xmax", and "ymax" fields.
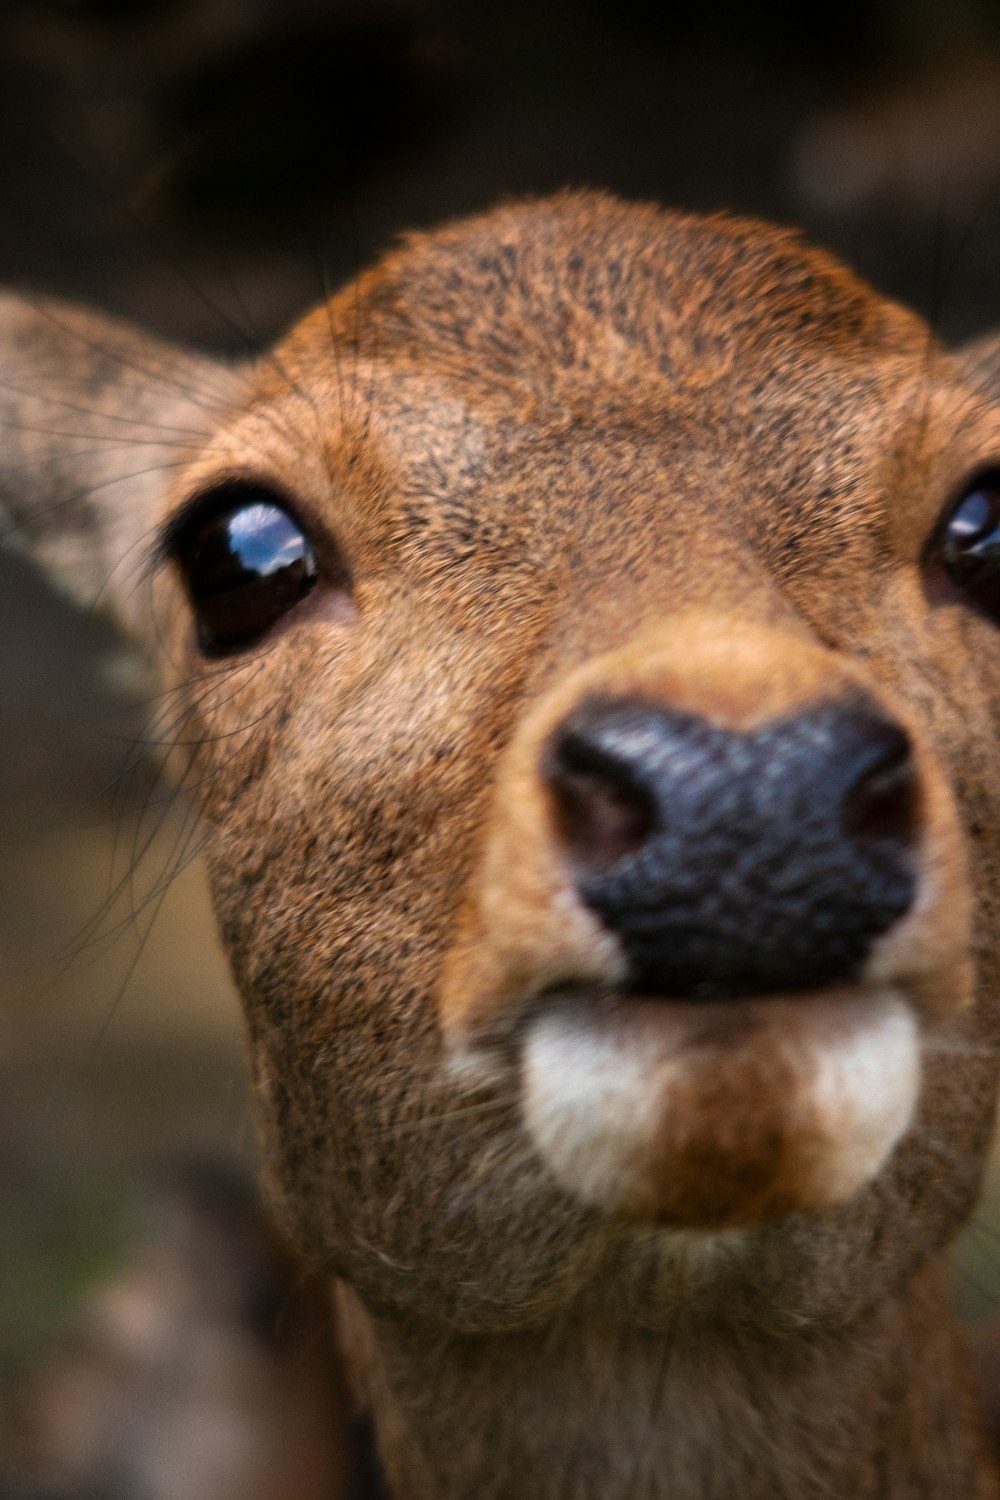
[{"xmin": 5, "ymin": 0, "xmax": 1000, "ymax": 1487}]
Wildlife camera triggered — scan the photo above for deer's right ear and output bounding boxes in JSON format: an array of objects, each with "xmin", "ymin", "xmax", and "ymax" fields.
[{"xmin": 0, "ymin": 293, "xmax": 240, "ymax": 646}]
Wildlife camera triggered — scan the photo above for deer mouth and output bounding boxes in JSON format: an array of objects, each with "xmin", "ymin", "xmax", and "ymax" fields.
[
  {"xmin": 438, "ymin": 644, "xmax": 972, "ymax": 1230},
  {"xmin": 508, "ymin": 982, "xmax": 921, "ymax": 1228}
]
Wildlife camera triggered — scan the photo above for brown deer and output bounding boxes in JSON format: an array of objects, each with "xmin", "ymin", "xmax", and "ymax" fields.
[{"xmin": 4, "ymin": 190, "xmax": 1000, "ymax": 1498}]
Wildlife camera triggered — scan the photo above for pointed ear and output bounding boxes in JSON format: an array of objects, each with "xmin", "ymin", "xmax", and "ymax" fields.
[
  {"xmin": 952, "ymin": 329, "xmax": 1000, "ymax": 403},
  {"xmin": 0, "ymin": 292, "xmax": 241, "ymax": 642}
]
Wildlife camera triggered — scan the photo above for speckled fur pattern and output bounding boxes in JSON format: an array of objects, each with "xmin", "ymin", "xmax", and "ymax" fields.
[{"xmin": 6, "ymin": 192, "xmax": 1000, "ymax": 1497}]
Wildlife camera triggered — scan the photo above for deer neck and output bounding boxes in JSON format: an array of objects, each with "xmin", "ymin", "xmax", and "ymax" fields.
[{"xmin": 336, "ymin": 1258, "xmax": 996, "ymax": 1500}]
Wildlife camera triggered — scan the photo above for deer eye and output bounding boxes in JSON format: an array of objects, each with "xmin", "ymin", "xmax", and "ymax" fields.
[
  {"xmin": 171, "ymin": 487, "xmax": 319, "ymax": 655},
  {"xmin": 939, "ymin": 472, "xmax": 1000, "ymax": 622}
]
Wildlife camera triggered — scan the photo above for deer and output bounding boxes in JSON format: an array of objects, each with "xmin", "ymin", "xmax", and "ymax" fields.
[{"xmin": 4, "ymin": 188, "xmax": 1000, "ymax": 1498}]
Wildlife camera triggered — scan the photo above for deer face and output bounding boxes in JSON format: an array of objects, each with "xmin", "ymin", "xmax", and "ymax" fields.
[{"xmin": 15, "ymin": 194, "xmax": 1000, "ymax": 1336}]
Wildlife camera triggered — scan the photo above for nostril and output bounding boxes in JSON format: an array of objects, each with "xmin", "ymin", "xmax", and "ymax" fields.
[
  {"xmin": 542, "ymin": 693, "xmax": 920, "ymax": 1000},
  {"xmin": 547, "ymin": 723, "xmax": 657, "ymax": 874},
  {"xmin": 841, "ymin": 723, "xmax": 918, "ymax": 860}
]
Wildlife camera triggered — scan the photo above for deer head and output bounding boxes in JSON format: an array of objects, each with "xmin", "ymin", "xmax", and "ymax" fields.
[{"xmin": 6, "ymin": 192, "xmax": 1000, "ymax": 1498}]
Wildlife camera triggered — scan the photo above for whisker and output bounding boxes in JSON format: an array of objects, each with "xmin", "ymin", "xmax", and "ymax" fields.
[
  {"xmin": 0, "ymin": 417, "xmax": 211, "ymax": 449},
  {"xmin": 0, "ymin": 374, "xmax": 212, "ymax": 438},
  {"xmin": 0, "ymin": 457, "xmax": 195, "ymax": 544},
  {"xmin": 83, "ymin": 814, "xmax": 215, "ymax": 1063},
  {"xmin": 11, "ymin": 290, "xmax": 237, "ymax": 421},
  {"xmin": 55, "ymin": 673, "xmax": 271, "ymax": 960}
]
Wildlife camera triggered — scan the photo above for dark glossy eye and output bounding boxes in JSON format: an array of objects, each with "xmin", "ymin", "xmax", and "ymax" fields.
[
  {"xmin": 173, "ymin": 487, "xmax": 319, "ymax": 655},
  {"xmin": 939, "ymin": 472, "xmax": 1000, "ymax": 622}
]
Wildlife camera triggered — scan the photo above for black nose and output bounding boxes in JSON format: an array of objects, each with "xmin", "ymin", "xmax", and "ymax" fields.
[{"xmin": 545, "ymin": 694, "xmax": 918, "ymax": 998}]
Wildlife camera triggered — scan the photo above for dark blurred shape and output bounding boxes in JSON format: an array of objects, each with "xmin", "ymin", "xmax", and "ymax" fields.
[
  {"xmin": 52, "ymin": 0, "xmax": 170, "ymax": 19},
  {"xmin": 794, "ymin": 58, "xmax": 1000, "ymax": 219},
  {"xmin": 967, "ymin": 1315, "xmax": 1000, "ymax": 1457},
  {"xmin": 5, "ymin": 1, "xmax": 466, "ymax": 249},
  {"xmin": 164, "ymin": 17, "xmax": 463, "ymax": 236},
  {"xmin": 573, "ymin": 0, "xmax": 886, "ymax": 66},
  {"xmin": 7, "ymin": 1158, "xmax": 362, "ymax": 1500}
]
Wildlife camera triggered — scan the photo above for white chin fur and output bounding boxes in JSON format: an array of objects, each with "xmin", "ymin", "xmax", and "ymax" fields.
[{"xmin": 520, "ymin": 991, "xmax": 920, "ymax": 1217}]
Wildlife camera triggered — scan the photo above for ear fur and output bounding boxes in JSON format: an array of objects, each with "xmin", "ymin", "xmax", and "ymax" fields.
[
  {"xmin": 0, "ymin": 293, "xmax": 240, "ymax": 642},
  {"xmin": 952, "ymin": 329, "xmax": 1000, "ymax": 403}
]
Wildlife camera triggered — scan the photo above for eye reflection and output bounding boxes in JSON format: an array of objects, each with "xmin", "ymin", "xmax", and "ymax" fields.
[
  {"xmin": 946, "ymin": 489, "xmax": 994, "ymax": 543},
  {"xmin": 176, "ymin": 491, "xmax": 319, "ymax": 654},
  {"xmin": 939, "ymin": 473, "xmax": 1000, "ymax": 624}
]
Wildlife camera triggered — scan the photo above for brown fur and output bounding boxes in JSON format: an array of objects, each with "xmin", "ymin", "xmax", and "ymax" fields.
[{"xmin": 6, "ymin": 191, "xmax": 1000, "ymax": 1496}]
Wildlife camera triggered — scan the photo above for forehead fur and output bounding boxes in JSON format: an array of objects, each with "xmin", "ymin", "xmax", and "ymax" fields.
[
  {"xmin": 285, "ymin": 190, "xmax": 928, "ymax": 400},
  {"xmin": 244, "ymin": 190, "xmax": 970, "ymax": 616}
]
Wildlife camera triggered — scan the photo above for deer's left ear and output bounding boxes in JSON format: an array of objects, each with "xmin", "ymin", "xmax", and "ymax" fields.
[
  {"xmin": 952, "ymin": 329, "xmax": 1000, "ymax": 404},
  {"xmin": 0, "ymin": 292, "xmax": 241, "ymax": 644}
]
